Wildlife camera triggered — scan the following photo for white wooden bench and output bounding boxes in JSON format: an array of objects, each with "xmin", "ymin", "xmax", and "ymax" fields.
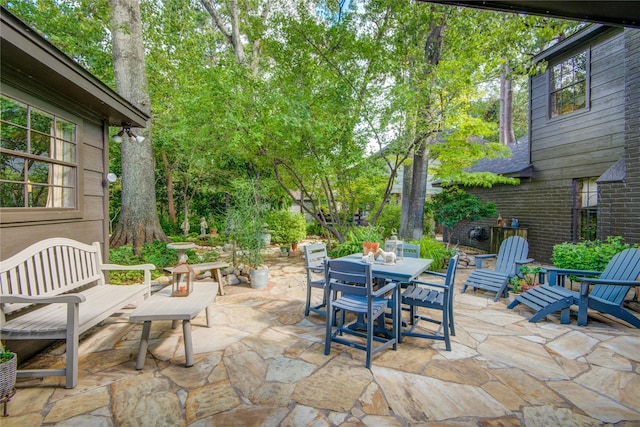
[{"xmin": 0, "ymin": 237, "xmax": 155, "ymax": 389}]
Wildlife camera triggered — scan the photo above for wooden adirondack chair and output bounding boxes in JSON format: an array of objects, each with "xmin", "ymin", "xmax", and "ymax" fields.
[
  {"xmin": 508, "ymin": 248, "xmax": 640, "ymax": 327},
  {"xmin": 462, "ymin": 236, "xmax": 532, "ymax": 301}
]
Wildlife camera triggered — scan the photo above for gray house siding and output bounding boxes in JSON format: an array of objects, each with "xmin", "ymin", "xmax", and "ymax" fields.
[
  {"xmin": 458, "ymin": 26, "xmax": 638, "ymax": 263},
  {"xmin": 1, "ymin": 7, "xmax": 149, "ymax": 259}
]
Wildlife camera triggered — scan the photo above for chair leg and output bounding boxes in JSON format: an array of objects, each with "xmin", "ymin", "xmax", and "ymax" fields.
[
  {"xmin": 449, "ymin": 304, "xmax": 456, "ymax": 336},
  {"xmin": 324, "ymin": 300, "xmax": 333, "ymax": 356},
  {"xmin": 442, "ymin": 302, "xmax": 451, "ymax": 351},
  {"xmin": 305, "ymin": 284, "xmax": 312, "ymax": 316},
  {"xmin": 366, "ymin": 314, "xmax": 373, "ymax": 369}
]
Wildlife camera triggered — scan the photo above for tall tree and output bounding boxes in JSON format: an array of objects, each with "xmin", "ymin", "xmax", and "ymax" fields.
[{"xmin": 109, "ymin": 0, "xmax": 167, "ymax": 253}]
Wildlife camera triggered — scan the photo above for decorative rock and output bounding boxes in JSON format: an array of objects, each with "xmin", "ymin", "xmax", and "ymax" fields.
[
  {"xmin": 155, "ymin": 275, "xmax": 171, "ymax": 285},
  {"xmin": 238, "ymin": 275, "xmax": 249, "ymax": 284},
  {"xmin": 196, "ymin": 270, "xmax": 212, "ymax": 280},
  {"xmin": 227, "ymin": 274, "xmax": 240, "ymax": 285}
]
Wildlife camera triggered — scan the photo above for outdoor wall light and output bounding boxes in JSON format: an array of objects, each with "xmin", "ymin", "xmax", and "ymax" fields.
[{"xmin": 112, "ymin": 127, "xmax": 145, "ymax": 143}]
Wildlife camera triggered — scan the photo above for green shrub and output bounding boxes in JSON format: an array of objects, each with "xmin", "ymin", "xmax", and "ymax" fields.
[
  {"xmin": 551, "ymin": 236, "xmax": 638, "ymax": 271},
  {"xmin": 265, "ymin": 210, "xmax": 307, "ymax": 244},
  {"xmin": 306, "ymin": 221, "xmax": 326, "ymax": 237},
  {"xmin": 328, "ymin": 226, "xmax": 384, "ymax": 258},
  {"xmin": 416, "ymin": 237, "xmax": 452, "ymax": 271}
]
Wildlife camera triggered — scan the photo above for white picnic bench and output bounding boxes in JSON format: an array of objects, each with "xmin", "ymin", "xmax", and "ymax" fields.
[{"xmin": 0, "ymin": 238, "xmax": 155, "ymax": 389}]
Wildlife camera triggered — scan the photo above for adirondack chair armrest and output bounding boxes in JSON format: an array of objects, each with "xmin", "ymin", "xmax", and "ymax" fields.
[
  {"xmin": 474, "ymin": 253, "xmax": 496, "ymax": 270},
  {"xmin": 0, "ymin": 293, "xmax": 86, "ymax": 304},
  {"xmin": 372, "ymin": 281, "xmax": 399, "ymax": 297},
  {"xmin": 545, "ymin": 268, "xmax": 602, "ymax": 287},
  {"xmin": 576, "ymin": 277, "xmax": 640, "ymax": 287}
]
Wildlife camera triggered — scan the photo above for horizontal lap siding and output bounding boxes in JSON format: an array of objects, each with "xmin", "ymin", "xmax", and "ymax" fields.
[{"xmin": 530, "ymin": 31, "xmax": 626, "ymax": 183}]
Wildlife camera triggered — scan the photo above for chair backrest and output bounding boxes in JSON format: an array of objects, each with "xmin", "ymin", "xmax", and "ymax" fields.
[
  {"xmin": 590, "ymin": 248, "xmax": 640, "ymax": 305},
  {"xmin": 495, "ymin": 236, "xmax": 529, "ymax": 274},
  {"xmin": 401, "ymin": 243, "xmax": 420, "ymax": 259},
  {"xmin": 304, "ymin": 243, "xmax": 328, "ymax": 270},
  {"xmin": 445, "ymin": 253, "xmax": 460, "ymax": 290},
  {"xmin": 325, "ymin": 259, "xmax": 373, "ymax": 297}
]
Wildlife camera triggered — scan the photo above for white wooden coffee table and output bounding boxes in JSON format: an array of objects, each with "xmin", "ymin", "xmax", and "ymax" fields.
[{"xmin": 130, "ymin": 281, "xmax": 217, "ymax": 369}]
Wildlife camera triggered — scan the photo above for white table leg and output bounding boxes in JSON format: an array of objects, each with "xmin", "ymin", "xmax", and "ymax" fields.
[
  {"xmin": 183, "ymin": 320, "xmax": 194, "ymax": 367},
  {"xmin": 136, "ymin": 321, "xmax": 152, "ymax": 370}
]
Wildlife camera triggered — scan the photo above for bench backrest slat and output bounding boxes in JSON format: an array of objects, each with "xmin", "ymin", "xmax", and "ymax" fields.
[{"xmin": 1, "ymin": 238, "xmax": 105, "ymax": 315}]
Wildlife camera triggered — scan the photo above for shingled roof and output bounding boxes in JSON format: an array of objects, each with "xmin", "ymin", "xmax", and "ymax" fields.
[{"xmin": 466, "ymin": 136, "xmax": 532, "ymax": 178}]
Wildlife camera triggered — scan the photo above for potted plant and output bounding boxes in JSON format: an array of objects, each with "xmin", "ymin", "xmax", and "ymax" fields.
[
  {"xmin": 0, "ymin": 345, "xmax": 17, "ymax": 416},
  {"xmin": 509, "ymin": 265, "xmax": 543, "ymax": 296},
  {"xmin": 225, "ymin": 179, "xmax": 269, "ymax": 289}
]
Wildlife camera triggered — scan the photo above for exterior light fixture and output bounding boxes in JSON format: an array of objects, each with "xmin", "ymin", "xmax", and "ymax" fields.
[{"xmin": 112, "ymin": 127, "xmax": 145, "ymax": 143}]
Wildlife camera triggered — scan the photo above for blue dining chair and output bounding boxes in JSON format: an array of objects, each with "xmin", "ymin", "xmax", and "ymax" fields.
[
  {"xmin": 303, "ymin": 243, "xmax": 328, "ymax": 316},
  {"xmin": 400, "ymin": 253, "xmax": 459, "ymax": 351},
  {"xmin": 400, "ymin": 243, "xmax": 420, "ymax": 259},
  {"xmin": 324, "ymin": 259, "xmax": 400, "ymax": 368}
]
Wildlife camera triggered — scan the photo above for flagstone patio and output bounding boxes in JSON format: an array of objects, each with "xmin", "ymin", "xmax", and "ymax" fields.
[{"xmin": 5, "ymin": 247, "xmax": 640, "ymax": 426}]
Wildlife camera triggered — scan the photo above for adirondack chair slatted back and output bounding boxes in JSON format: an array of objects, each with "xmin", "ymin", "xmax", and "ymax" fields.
[
  {"xmin": 590, "ymin": 248, "xmax": 640, "ymax": 305},
  {"xmin": 325, "ymin": 259, "xmax": 372, "ymax": 297},
  {"xmin": 1, "ymin": 238, "xmax": 104, "ymax": 315},
  {"xmin": 495, "ymin": 236, "xmax": 529, "ymax": 274}
]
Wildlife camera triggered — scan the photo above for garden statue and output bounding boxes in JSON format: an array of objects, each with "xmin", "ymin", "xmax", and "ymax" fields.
[
  {"xmin": 181, "ymin": 217, "xmax": 190, "ymax": 236},
  {"xmin": 200, "ymin": 217, "xmax": 208, "ymax": 237}
]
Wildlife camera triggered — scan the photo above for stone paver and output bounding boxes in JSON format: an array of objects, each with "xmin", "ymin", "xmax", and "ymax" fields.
[{"xmin": 9, "ymin": 245, "xmax": 640, "ymax": 426}]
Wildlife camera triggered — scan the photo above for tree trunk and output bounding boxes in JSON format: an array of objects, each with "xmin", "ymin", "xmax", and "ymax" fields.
[
  {"xmin": 499, "ymin": 63, "xmax": 515, "ymax": 145},
  {"xmin": 109, "ymin": 0, "xmax": 167, "ymax": 254},
  {"xmin": 402, "ymin": 22, "xmax": 445, "ymax": 241},
  {"xmin": 161, "ymin": 152, "xmax": 176, "ymax": 224},
  {"xmin": 405, "ymin": 141, "xmax": 428, "ymax": 240},
  {"xmin": 399, "ymin": 162, "xmax": 413, "ymax": 238}
]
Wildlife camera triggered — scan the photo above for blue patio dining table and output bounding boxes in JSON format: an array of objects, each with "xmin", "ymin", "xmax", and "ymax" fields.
[
  {"xmin": 336, "ymin": 253, "xmax": 433, "ymax": 284},
  {"xmin": 334, "ymin": 254, "xmax": 434, "ymax": 336}
]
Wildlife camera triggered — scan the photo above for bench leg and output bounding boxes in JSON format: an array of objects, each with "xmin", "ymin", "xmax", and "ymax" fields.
[
  {"xmin": 213, "ymin": 268, "xmax": 225, "ymax": 296},
  {"xmin": 65, "ymin": 302, "xmax": 80, "ymax": 389},
  {"xmin": 136, "ymin": 321, "xmax": 152, "ymax": 370},
  {"xmin": 206, "ymin": 306, "xmax": 212, "ymax": 327},
  {"xmin": 183, "ymin": 320, "xmax": 194, "ymax": 367}
]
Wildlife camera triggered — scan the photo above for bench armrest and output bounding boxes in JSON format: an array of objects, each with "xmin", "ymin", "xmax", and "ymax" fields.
[
  {"xmin": 101, "ymin": 263, "xmax": 156, "ymax": 298},
  {"xmin": 1, "ymin": 293, "xmax": 86, "ymax": 304}
]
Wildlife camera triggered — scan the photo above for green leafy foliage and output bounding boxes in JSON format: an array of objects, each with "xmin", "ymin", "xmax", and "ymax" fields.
[
  {"xmin": 376, "ymin": 203, "xmax": 401, "ymax": 238},
  {"xmin": 551, "ymin": 236, "xmax": 638, "ymax": 271},
  {"xmin": 328, "ymin": 226, "xmax": 384, "ymax": 258},
  {"xmin": 107, "ymin": 240, "xmax": 220, "ymax": 284},
  {"xmin": 0, "ymin": 348, "xmax": 14, "ymax": 363},
  {"xmin": 225, "ymin": 179, "xmax": 268, "ymax": 267},
  {"xmin": 416, "ymin": 238, "xmax": 453, "ymax": 271},
  {"xmin": 265, "ymin": 210, "xmax": 307, "ymax": 244},
  {"xmin": 427, "ymin": 187, "xmax": 497, "ymax": 246}
]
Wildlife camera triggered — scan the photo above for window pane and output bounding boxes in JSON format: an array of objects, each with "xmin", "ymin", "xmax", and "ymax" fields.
[
  {"xmin": 47, "ymin": 186, "xmax": 74, "ymax": 208},
  {"xmin": 30, "ymin": 131, "xmax": 51, "ymax": 157},
  {"xmin": 1, "ymin": 96, "xmax": 27, "ymax": 127},
  {"xmin": 51, "ymin": 164, "xmax": 75, "ymax": 186},
  {"xmin": 0, "ymin": 182, "xmax": 25, "ymax": 207},
  {"xmin": 0, "ymin": 154, "xmax": 25, "ymax": 181},
  {"xmin": 29, "ymin": 184, "xmax": 49, "ymax": 207},
  {"xmin": 56, "ymin": 118, "xmax": 76, "ymax": 142},
  {"xmin": 30, "ymin": 108, "xmax": 54, "ymax": 135},
  {"xmin": 51, "ymin": 139, "xmax": 76, "ymax": 162},
  {"xmin": 551, "ymin": 64, "xmax": 562, "ymax": 90},
  {"xmin": 1, "ymin": 123, "xmax": 27, "ymax": 152},
  {"xmin": 28, "ymin": 159, "xmax": 50, "ymax": 185}
]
